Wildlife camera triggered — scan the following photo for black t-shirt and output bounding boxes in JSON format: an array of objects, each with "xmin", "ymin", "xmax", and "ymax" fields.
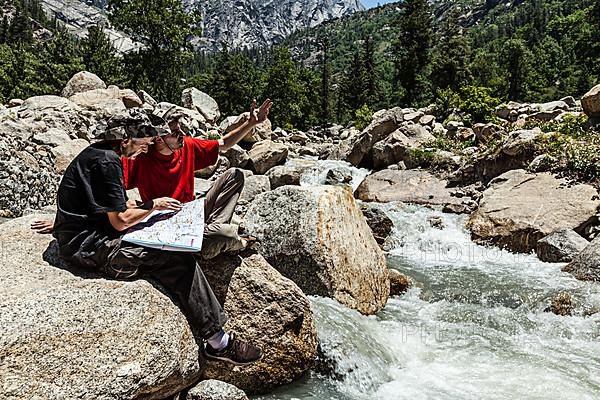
[{"xmin": 53, "ymin": 142, "xmax": 127, "ymax": 257}]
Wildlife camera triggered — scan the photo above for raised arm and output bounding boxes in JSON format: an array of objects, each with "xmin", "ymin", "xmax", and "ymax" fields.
[{"xmin": 219, "ymin": 99, "xmax": 273, "ymax": 151}]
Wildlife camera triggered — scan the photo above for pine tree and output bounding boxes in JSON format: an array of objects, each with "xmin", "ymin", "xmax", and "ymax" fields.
[
  {"xmin": 6, "ymin": 7, "xmax": 33, "ymax": 45},
  {"xmin": 345, "ymin": 50, "xmax": 366, "ymax": 111},
  {"xmin": 430, "ymin": 9, "xmax": 472, "ymax": 92},
  {"xmin": 319, "ymin": 36, "xmax": 332, "ymax": 124},
  {"xmin": 590, "ymin": 0, "xmax": 600, "ymax": 80},
  {"xmin": 263, "ymin": 47, "xmax": 303, "ymax": 129},
  {"xmin": 208, "ymin": 45, "xmax": 262, "ymax": 117},
  {"xmin": 38, "ymin": 27, "xmax": 85, "ymax": 93},
  {"xmin": 298, "ymin": 67, "xmax": 320, "ymax": 128},
  {"xmin": 393, "ymin": 0, "xmax": 433, "ymax": 106},
  {"xmin": 362, "ymin": 35, "xmax": 378, "ymax": 107},
  {"xmin": 0, "ymin": 16, "xmax": 8, "ymax": 44},
  {"xmin": 500, "ymin": 39, "xmax": 532, "ymax": 101},
  {"xmin": 80, "ymin": 25, "xmax": 124, "ymax": 85}
]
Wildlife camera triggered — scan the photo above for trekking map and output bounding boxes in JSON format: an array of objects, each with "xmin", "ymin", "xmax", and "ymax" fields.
[{"xmin": 122, "ymin": 199, "xmax": 204, "ymax": 252}]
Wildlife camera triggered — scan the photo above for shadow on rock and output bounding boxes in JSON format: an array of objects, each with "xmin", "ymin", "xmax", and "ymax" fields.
[{"xmin": 42, "ymin": 240, "xmax": 104, "ymax": 279}]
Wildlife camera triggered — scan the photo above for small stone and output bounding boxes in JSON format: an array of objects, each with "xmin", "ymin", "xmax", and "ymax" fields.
[
  {"xmin": 186, "ymin": 379, "xmax": 248, "ymax": 400},
  {"xmin": 427, "ymin": 216, "xmax": 445, "ymax": 230},
  {"xmin": 545, "ymin": 292, "xmax": 575, "ymax": 316},
  {"xmin": 389, "ymin": 269, "xmax": 411, "ymax": 296}
]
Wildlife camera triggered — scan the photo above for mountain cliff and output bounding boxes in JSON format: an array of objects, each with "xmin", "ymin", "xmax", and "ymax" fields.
[{"xmin": 36, "ymin": 0, "xmax": 364, "ymax": 51}]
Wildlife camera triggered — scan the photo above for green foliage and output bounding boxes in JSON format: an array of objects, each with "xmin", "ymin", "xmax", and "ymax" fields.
[
  {"xmin": 455, "ymin": 86, "xmax": 501, "ymax": 123},
  {"xmin": 499, "ymin": 39, "xmax": 532, "ymax": 100},
  {"xmin": 263, "ymin": 47, "xmax": 310, "ymax": 129},
  {"xmin": 353, "ymin": 104, "xmax": 373, "ymax": 130},
  {"xmin": 107, "ymin": 0, "xmax": 200, "ymax": 102},
  {"xmin": 434, "ymin": 85, "xmax": 500, "ymax": 124},
  {"xmin": 203, "ymin": 45, "xmax": 262, "ymax": 117},
  {"xmin": 80, "ymin": 26, "xmax": 125, "ymax": 86},
  {"xmin": 107, "ymin": 0, "xmax": 199, "ymax": 52},
  {"xmin": 429, "ymin": 135, "xmax": 476, "ymax": 155},
  {"xmin": 430, "ymin": 8, "xmax": 472, "ymax": 92},
  {"xmin": 319, "ymin": 36, "xmax": 332, "ymax": 124}
]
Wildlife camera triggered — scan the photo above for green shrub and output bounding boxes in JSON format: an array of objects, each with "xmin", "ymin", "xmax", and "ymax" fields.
[
  {"xmin": 456, "ymin": 85, "xmax": 501, "ymax": 123},
  {"xmin": 434, "ymin": 86, "xmax": 500, "ymax": 125},
  {"xmin": 354, "ymin": 104, "xmax": 373, "ymax": 131}
]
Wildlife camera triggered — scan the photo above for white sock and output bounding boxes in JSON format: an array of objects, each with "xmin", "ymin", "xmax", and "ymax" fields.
[{"xmin": 207, "ymin": 329, "xmax": 230, "ymax": 351}]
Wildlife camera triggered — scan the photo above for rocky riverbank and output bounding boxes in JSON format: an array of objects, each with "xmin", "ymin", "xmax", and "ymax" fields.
[{"xmin": 1, "ymin": 71, "xmax": 599, "ymax": 398}]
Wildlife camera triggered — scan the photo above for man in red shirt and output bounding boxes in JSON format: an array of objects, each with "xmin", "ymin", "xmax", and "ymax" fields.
[{"xmin": 122, "ymin": 99, "xmax": 272, "ymax": 259}]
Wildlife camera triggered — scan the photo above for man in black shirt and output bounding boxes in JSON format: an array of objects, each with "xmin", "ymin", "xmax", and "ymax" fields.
[{"xmin": 53, "ymin": 109, "xmax": 261, "ymax": 366}]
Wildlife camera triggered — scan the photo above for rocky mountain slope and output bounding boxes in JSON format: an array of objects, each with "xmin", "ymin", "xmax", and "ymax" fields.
[{"xmin": 36, "ymin": 0, "xmax": 364, "ymax": 51}]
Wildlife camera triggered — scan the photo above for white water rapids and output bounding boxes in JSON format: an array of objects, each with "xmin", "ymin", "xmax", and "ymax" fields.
[{"xmin": 257, "ymin": 160, "xmax": 600, "ymax": 400}]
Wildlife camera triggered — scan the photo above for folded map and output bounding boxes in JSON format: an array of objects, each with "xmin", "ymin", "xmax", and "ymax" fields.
[{"xmin": 122, "ymin": 199, "xmax": 204, "ymax": 252}]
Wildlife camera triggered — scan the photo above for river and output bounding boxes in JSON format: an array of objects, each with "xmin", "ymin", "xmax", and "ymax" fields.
[{"xmin": 256, "ymin": 161, "xmax": 600, "ymax": 400}]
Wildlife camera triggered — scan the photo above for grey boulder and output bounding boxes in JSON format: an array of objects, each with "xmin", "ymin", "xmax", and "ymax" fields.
[
  {"xmin": 468, "ymin": 170, "xmax": 600, "ymax": 252},
  {"xmin": 536, "ymin": 229, "xmax": 589, "ymax": 263},
  {"xmin": 355, "ymin": 169, "xmax": 467, "ymax": 209},
  {"xmin": 0, "ymin": 215, "xmax": 202, "ymax": 399},
  {"xmin": 245, "ymin": 185, "xmax": 389, "ymax": 315},
  {"xmin": 202, "ymin": 255, "xmax": 317, "ymax": 394},
  {"xmin": 562, "ymin": 237, "xmax": 600, "ymax": 282},
  {"xmin": 581, "ymin": 84, "xmax": 600, "ymax": 118},
  {"xmin": 248, "ymin": 140, "xmax": 288, "ymax": 174},
  {"xmin": 61, "ymin": 71, "xmax": 106, "ymax": 98},
  {"xmin": 182, "ymin": 88, "xmax": 220, "ymax": 123}
]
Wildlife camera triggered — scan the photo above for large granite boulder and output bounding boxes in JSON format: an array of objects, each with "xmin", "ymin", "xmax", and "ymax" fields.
[
  {"xmin": 501, "ymin": 129, "xmax": 541, "ymax": 156},
  {"xmin": 119, "ymin": 89, "xmax": 143, "ymax": 108},
  {"xmin": 248, "ymin": 141, "xmax": 288, "ymax": 174},
  {"xmin": 32, "ymin": 128, "xmax": 72, "ymax": 147},
  {"xmin": 0, "ymin": 215, "xmax": 202, "ymax": 399},
  {"xmin": 581, "ymin": 84, "xmax": 600, "ymax": 118},
  {"xmin": 536, "ymin": 229, "xmax": 589, "ymax": 263},
  {"xmin": 468, "ymin": 170, "xmax": 600, "ymax": 252},
  {"xmin": 69, "ymin": 86, "xmax": 126, "ymax": 114},
  {"xmin": 202, "ymin": 255, "xmax": 317, "ymax": 394},
  {"xmin": 182, "ymin": 88, "xmax": 220, "ymax": 123},
  {"xmin": 355, "ymin": 169, "xmax": 468, "ymax": 209},
  {"xmin": 346, "ymin": 107, "xmax": 403, "ymax": 167},
  {"xmin": 372, "ymin": 124, "xmax": 435, "ymax": 169},
  {"xmin": 184, "ymin": 380, "xmax": 248, "ymax": 400},
  {"xmin": 562, "ymin": 237, "xmax": 600, "ymax": 281},
  {"xmin": 265, "ymin": 160, "xmax": 318, "ymax": 189},
  {"xmin": 245, "ymin": 185, "xmax": 389, "ymax": 315},
  {"xmin": 155, "ymin": 102, "xmax": 208, "ymax": 133},
  {"xmin": 0, "ymin": 135, "xmax": 60, "ymax": 217},
  {"xmin": 265, "ymin": 165, "xmax": 303, "ymax": 189},
  {"xmin": 15, "ymin": 96, "xmax": 90, "ymax": 139},
  {"xmin": 61, "ymin": 71, "xmax": 106, "ymax": 98}
]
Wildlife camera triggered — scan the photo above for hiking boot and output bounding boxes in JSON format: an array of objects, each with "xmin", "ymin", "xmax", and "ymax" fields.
[{"xmin": 204, "ymin": 333, "xmax": 262, "ymax": 366}]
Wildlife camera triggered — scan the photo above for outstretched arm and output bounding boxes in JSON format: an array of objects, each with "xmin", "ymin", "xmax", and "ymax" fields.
[
  {"xmin": 219, "ymin": 99, "xmax": 273, "ymax": 151},
  {"xmin": 107, "ymin": 197, "xmax": 183, "ymax": 231}
]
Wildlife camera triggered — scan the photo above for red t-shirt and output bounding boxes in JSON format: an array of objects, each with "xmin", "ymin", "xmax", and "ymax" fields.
[{"xmin": 122, "ymin": 136, "xmax": 219, "ymax": 203}]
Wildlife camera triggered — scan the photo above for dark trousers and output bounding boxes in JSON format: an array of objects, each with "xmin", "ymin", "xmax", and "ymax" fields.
[{"xmin": 62, "ymin": 235, "xmax": 227, "ymax": 339}]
